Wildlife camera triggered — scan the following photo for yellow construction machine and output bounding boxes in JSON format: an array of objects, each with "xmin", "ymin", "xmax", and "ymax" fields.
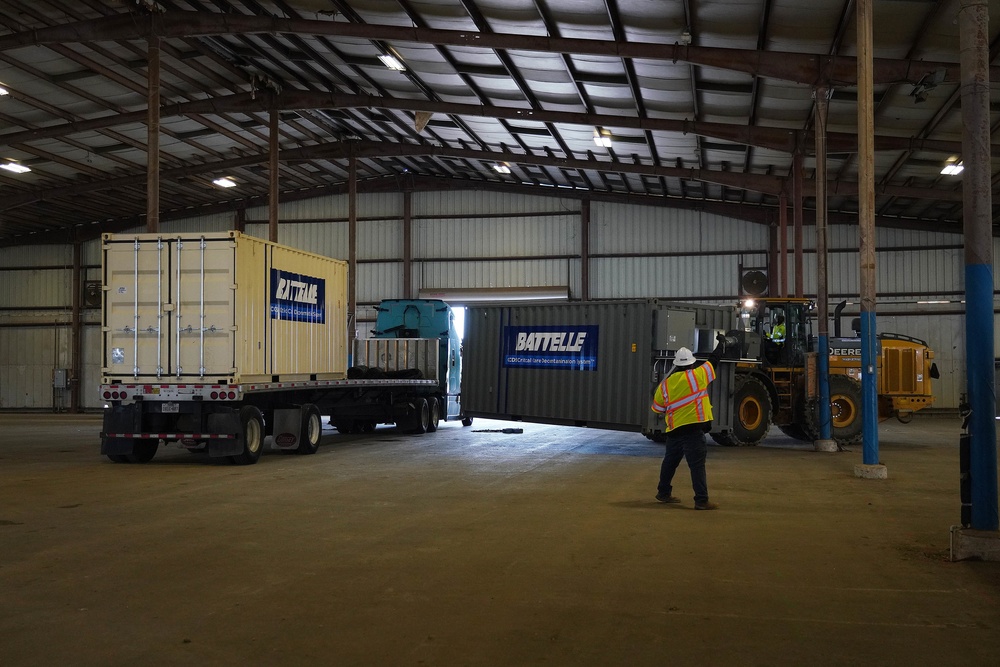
[{"xmin": 715, "ymin": 298, "xmax": 938, "ymax": 446}]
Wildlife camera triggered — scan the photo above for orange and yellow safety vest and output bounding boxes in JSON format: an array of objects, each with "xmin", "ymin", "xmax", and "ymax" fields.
[{"xmin": 651, "ymin": 362, "xmax": 716, "ymax": 432}]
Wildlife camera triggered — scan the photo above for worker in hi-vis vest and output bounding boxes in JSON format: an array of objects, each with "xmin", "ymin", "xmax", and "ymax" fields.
[{"xmin": 651, "ymin": 334, "xmax": 729, "ymax": 510}]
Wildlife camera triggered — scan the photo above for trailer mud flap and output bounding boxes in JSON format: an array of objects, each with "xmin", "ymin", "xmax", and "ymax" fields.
[
  {"xmin": 101, "ymin": 404, "xmax": 141, "ymax": 455},
  {"xmin": 207, "ymin": 410, "xmax": 243, "ymax": 457}
]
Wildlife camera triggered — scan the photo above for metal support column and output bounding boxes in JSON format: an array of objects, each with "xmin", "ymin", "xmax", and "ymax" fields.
[
  {"xmin": 856, "ymin": 0, "xmax": 884, "ymax": 477},
  {"xmin": 268, "ymin": 108, "xmax": 279, "ymax": 242},
  {"xmin": 792, "ymin": 151, "xmax": 804, "ymax": 298},
  {"xmin": 145, "ymin": 36, "xmax": 160, "ymax": 233},
  {"xmin": 70, "ymin": 242, "xmax": 82, "ymax": 413},
  {"xmin": 581, "ymin": 198, "xmax": 591, "ymax": 301},
  {"xmin": 403, "ymin": 190, "xmax": 412, "ymax": 299},
  {"xmin": 779, "ymin": 191, "xmax": 788, "ymax": 298},
  {"xmin": 348, "ymin": 157, "xmax": 358, "ymax": 339},
  {"xmin": 814, "ymin": 87, "xmax": 834, "ymax": 448},
  {"xmin": 959, "ymin": 0, "xmax": 998, "ymax": 530}
]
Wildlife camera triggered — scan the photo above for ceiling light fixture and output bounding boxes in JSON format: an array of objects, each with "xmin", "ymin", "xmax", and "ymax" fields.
[
  {"xmin": 492, "ymin": 163, "xmax": 511, "ymax": 174},
  {"xmin": 0, "ymin": 162, "xmax": 30, "ymax": 174},
  {"xmin": 0, "ymin": 85, "xmax": 8, "ymax": 96},
  {"xmin": 941, "ymin": 161, "xmax": 964, "ymax": 176},
  {"xmin": 212, "ymin": 177, "xmax": 237, "ymax": 188},
  {"xmin": 593, "ymin": 127, "xmax": 612, "ymax": 148},
  {"xmin": 378, "ymin": 54, "xmax": 406, "ymax": 72}
]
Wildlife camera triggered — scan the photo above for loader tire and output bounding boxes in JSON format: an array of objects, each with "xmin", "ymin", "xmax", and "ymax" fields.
[
  {"xmin": 729, "ymin": 377, "xmax": 772, "ymax": 446},
  {"xmin": 710, "ymin": 432, "xmax": 736, "ymax": 446},
  {"xmin": 777, "ymin": 423, "xmax": 813, "ymax": 442},
  {"xmin": 804, "ymin": 375, "xmax": 864, "ymax": 446}
]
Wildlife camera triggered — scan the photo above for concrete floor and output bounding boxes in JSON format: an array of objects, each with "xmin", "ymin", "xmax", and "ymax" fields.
[{"xmin": 1, "ymin": 413, "xmax": 999, "ymax": 666}]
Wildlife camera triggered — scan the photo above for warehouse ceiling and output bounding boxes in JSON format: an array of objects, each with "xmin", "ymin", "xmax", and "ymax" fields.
[{"xmin": 0, "ymin": 0, "xmax": 997, "ymax": 246}]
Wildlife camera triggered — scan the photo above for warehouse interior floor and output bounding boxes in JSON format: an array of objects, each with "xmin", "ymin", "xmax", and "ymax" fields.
[{"xmin": 2, "ymin": 412, "xmax": 999, "ymax": 666}]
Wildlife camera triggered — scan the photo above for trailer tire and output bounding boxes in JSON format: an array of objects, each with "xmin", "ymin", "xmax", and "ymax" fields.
[
  {"xmin": 409, "ymin": 398, "xmax": 430, "ymax": 434},
  {"xmin": 359, "ymin": 420, "xmax": 377, "ymax": 433},
  {"xmin": 107, "ymin": 454, "xmax": 130, "ymax": 463},
  {"xmin": 427, "ymin": 397, "xmax": 440, "ymax": 432},
  {"xmin": 461, "ymin": 416, "xmax": 473, "ymax": 427},
  {"xmin": 128, "ymin": 439, "xmax": 158, "ymax": 463},
  {"xmin": 296, "ymin": 404, "xmax": 322, "ymax": 455},
  {"xmin": 730, "ymin": 377, "xmax": 772, "ymax": 446},
  {"xmin": 232, "ymin": 405, "xmax": 265, "ymax": 465}
]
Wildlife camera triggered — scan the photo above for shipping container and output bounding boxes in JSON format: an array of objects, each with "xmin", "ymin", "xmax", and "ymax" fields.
[
  {"xmin": 102, "ymin": 231, "xmax": 348, "ymax": 384},
  {"xmin": 462, "ymin": 299, "xmax": 736, "ymax": 438}
]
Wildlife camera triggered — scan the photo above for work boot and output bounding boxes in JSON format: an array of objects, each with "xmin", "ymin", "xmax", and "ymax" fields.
[
  {"xmin": 694, "ymin": 501, "xmax": 718, "ymax": 511},
  {"xmin": 656, "ymin": 494, "xmax": 681, "ymax": 503}
]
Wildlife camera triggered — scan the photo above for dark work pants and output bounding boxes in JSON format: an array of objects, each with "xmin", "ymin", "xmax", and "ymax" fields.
[{"xmin": 657, "ymin": 426, "xmax": 709, "ymax": 503}]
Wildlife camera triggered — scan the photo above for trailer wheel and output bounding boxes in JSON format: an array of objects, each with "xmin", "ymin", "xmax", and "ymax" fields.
[
  {"xmin": 106, "ymin": 454, "xmax": 130, "ymax": 463},
  {"xmin": 409, "ymin": 398, "xmax": 430, "ymax": 434},
  {"xmin": 461, "ymin": 416, "xmax": 473, "ymax": 427},
  {"xmin": 296, "ymin": 404, "xmax": 322, "ymax": 455},
  {"xmin": 232, "ymin": 405, "xmax": 265, "ymax": 465},
  {"xmin": 729, "ymin": 377, "xmax": 772, "ymax": 446},
  {"xmin": 427, "ymin": 397, "xmax": 441, "ymax": 432},
  {"xmin": 128, "ymin": 439, "xmax": 159, "ymax": 463}
]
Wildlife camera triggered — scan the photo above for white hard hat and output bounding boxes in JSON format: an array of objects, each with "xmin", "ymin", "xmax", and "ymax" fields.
[{"xmin": 673, "ymin": 347, "xmax": 696, "ymax": 367}]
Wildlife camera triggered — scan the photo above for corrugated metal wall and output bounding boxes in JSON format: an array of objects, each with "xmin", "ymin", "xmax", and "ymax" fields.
[{"xmin": 0, "ymin": 190, "xmax": 987, "ymax": 410}]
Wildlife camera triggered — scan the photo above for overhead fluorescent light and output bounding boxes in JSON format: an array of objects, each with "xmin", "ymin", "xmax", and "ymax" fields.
[
  {"xmin": 212, "ymin": 177, "xmax": 237, "ymax": 188},
  {"xmin": 378, "ymin": 54, "xmax": 406, "ymax": 72},
  {"xmin": 593, "ymin": 127, "xmax": 612, "ymax": 148},
  {"xmin": 0, "ymin": 162, "xmax": 30, "ymax": 174},
  {"xmin": 492, "ymin": 163, "xmax": 511, "ymax": 174},
  {"xmin": 0, "ymin": 85, "xmax": 8, "ymax": 96},
  {"xmin": 941, "ymin": 161, "xmax": 963, "ymax": 176}
]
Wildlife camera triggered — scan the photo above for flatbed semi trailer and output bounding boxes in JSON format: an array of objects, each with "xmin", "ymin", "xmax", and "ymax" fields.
[{"xmin": 99, "ymin": 232, "xmax": 468, "ymax": 464}]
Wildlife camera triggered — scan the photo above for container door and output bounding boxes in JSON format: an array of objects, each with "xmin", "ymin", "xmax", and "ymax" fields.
[
  {"xmin": 104, "ymin": 237, "xmax": 170, "ymax": 379},
  {"xmin": 172, "ymin": 237, "xmax": 237, "ymax": 378}
]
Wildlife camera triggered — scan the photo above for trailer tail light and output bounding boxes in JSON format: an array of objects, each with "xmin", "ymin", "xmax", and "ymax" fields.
[
  {"xmin": 103, "ymin": 391, "xmax": 112, "ymax": 400},
  {"xmin": 227, "ymin": 391, "xmax": 237, "ymax": 399},
  {"xmin": 210, "ymin": 391, "xmax": 219, "ymax": 400}
]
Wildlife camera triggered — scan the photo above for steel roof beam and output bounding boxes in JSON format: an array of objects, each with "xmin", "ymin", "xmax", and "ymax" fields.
[
  {"xmin": 0, "ymin": 12, "xmax": 992, "ymax": 87},
  {"xmin": 0, "ymin": 89, "xmax": 984, "ymax": 158},
  {"xmin": 0, "ymin": 139, "xmax": 968, "ymax": 215}
]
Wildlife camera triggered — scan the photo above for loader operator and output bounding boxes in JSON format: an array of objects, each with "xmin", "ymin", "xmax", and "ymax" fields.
[
  {"xmin": 769, "ymin": 313, "xmax": 786, "ymax": 343},
  {"xmin": 650, "ymin": 334, "xmax": 728, "ymax": 511}
]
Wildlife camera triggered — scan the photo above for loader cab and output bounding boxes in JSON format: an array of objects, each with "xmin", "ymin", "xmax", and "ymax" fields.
[{"xmin": 739, "ymin": 299, "xmax": 813, "ymax": 367}]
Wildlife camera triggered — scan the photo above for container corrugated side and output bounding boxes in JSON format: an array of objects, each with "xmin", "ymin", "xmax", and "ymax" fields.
[
  {"xmin": 463, "ymin": 299, "xmax": 735, "ymax": 434},
  {"xmin": 102, "ymin": 231, "xmax": 347, "ymax": 384}
]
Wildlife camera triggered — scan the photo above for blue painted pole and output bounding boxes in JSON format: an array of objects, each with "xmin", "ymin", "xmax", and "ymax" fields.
[
  {"xmin": 817, "ymin": 333, "xmax": 832, "ymax": 440},
  {"xmin": 959, "ymin": 0, "xmax": 998, "ymax": 531},
  {"xmin": 860, "ymin": 310, "xmax": 879, "ymax": 464},
  {"xmin": 965, "ymin": 266, "xmax": 997, "ymax": 529}
]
